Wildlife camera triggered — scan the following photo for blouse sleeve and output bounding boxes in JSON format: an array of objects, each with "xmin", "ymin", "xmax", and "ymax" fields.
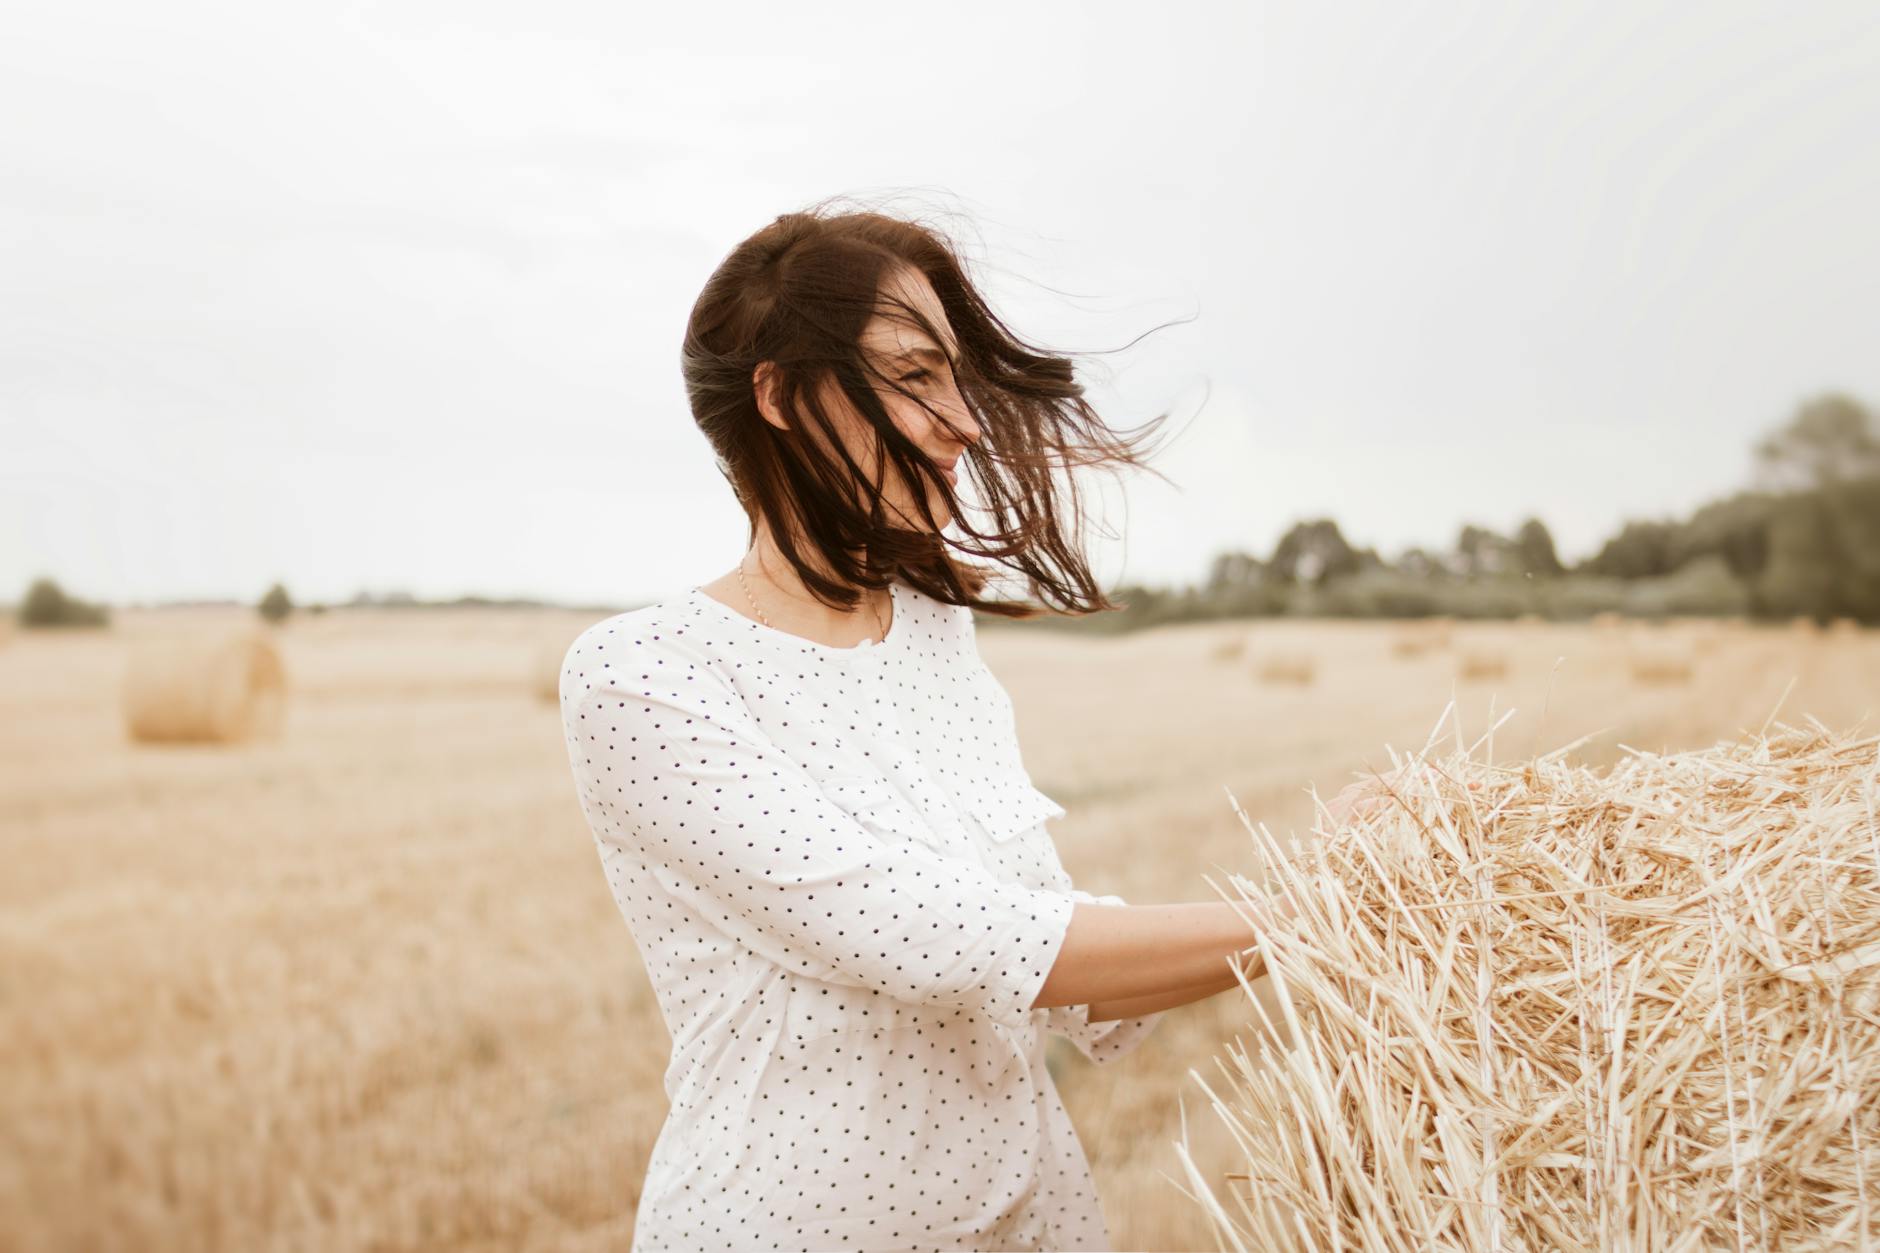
[
  {"xmin": 1041, "ymin": 888, "xmax": 1168, "ymax": 1064},
  {"xmin": 562, "ymin": 648, "xmax": 1077, "ymax": 1031}
]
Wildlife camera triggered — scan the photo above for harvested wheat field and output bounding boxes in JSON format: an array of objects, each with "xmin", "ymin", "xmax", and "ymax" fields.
[{"xmin": 1, "ymin": 607, "xmax": 1877, "ymax": 1251}]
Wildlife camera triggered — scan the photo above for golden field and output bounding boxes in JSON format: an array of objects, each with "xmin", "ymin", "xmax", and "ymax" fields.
[{"xmin": 2, "ymin": 608, "xmax": 1876, "ymax": 1252}]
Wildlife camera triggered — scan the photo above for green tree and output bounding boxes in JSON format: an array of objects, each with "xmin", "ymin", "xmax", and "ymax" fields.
[
  {"xmin": 1820, "ymin": 473, "xmax": 1880, "ymax": 621},
  {"xmin": 1455, "ymin": 524, "xmax": 1523, "ymax": 577},
  {"xmin": 1513, "ymin": 518, "xmax": 1563, "ymax": 577},
  {"xmin": 1269, "ymin": 519, "xmax": 1359, "ymax": 585},
  {"xmin": 1206, "ymin": 550, "xmax": 1268, "ymax": 591},
  {"xmin": 1581, "ymin": 519, "xmax": 1679, "ymax": 579},
  {"xmin": 18, "ymin": 577, "xmax": 110, "ymax": 627},
  {"xmin": 1672, "ymin": 492, "xmax": 1776, "ymax": 580},
  {"xmin": 1754, "ymin": 392, "xmax": 1880, "ymax": 491},
  {"xmin": 257, "ymin": 582, "xmax": 294, "ymax": 623},
  {"xmin": 1754, "ymin": 495, "xmax": 1840, "ymax": 620},
  {"xmin": 1392, "ymin": 546, "xmax": 1445, "ymax": 579}
]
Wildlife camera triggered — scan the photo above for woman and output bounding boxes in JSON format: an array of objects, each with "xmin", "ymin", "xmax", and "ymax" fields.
[{"xmin": 558, "ymin": 199, "xmax": 1298, "ymax": 1251}]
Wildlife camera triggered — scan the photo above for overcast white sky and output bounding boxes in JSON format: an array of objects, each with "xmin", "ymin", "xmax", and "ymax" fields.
[{"xmin": 6, "ymin": 0, "xmax": 1878, "ymax": 606}]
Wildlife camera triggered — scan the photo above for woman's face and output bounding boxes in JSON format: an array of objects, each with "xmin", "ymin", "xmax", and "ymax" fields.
[
  {"xmin": 759, "ymin": 265, "xmax": 979, "ymax": 532},
  {"xmin": 854, "ymin": 266, "xmax": 979, "ymax": 531}
]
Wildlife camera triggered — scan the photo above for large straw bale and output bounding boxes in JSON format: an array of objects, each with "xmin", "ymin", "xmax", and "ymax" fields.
[
  {"xmin": 1256, "ymin": 650, "xmax": 1316, "ymax": 685},
  {"xmin": 1180, "ymin": 709, "xmax": 1880, "ymax": 1250},
  {"xmin": 123, "ymin": 629, "xmax": 286, "ymax": 744},
  {"xmin": 1589, "ymin": 610, "xmax": 1625, "ymax": 630},
  {"xmin": 1212, "ymin": 633, "xmax": 1250, "ymax": 663},
  {"xmin": 1828, "ymin": 617, "xmax": 1862, "ymax": 638}
]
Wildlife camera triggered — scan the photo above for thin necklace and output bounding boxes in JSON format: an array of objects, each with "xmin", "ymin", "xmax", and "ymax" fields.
[{"xmin": 736, "ymin": 555, "xmax": 889, "ymax": 644}]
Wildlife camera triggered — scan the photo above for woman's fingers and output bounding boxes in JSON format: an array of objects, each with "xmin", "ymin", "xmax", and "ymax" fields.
[
  {"xmin": 1325, "ymin": 776, "xmax": 1385, "ymax": 825},
  {"xmin": 1325, "ymin": 770, "xmax": 1485, "ymax": 825}
]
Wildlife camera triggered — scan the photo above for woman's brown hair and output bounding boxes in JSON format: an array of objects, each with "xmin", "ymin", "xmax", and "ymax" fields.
[{"xmin": 680, "ymin": 193, "xmax": 1186, "ymax": 621}]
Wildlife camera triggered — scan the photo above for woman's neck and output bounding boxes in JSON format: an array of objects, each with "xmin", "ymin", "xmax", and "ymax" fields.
[{"xmin": 703, "ymin": 540, "xmax": 892, "ymax": 647}]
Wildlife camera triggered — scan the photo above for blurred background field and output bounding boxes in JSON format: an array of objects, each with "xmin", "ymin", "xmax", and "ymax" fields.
[{"xmin": 2, "ymin": 605, "xmax": 1874, "ymax": 1251}]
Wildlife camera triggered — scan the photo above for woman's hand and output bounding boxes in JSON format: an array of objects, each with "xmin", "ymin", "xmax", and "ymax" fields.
[
  {"xmin": 1322, "ymin": 770, "xmax": 1397, "ymax": 827},
  {"xmin": 1322, "ymin": 763, "xmax": 1482, "ymax": 828}
]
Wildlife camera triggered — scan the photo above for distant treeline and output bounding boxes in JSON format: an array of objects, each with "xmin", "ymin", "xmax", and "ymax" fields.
[
  {"xmin": 1070, "ymin": 392, "xmax": 1880, "ymax": 634},
  {"xmin": 9, "ymin": 581, "xmax": 632, "ymax": 628},
  {"xmin": 16, "ymin": 393, "xmax": 1877, "ymax": 632}
]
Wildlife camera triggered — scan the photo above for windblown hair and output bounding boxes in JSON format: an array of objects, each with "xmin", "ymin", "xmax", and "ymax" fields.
[{"xmin": 680, "ymin": 193, "xmax": 1183, "ymax": 620}]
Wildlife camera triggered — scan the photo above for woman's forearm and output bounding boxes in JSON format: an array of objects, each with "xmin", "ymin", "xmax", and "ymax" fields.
[
  {"xmin": 1032, "ymin": 899, "xmax": 1286, "ymax": 1011},
  {"xmin": 1084, "ymin": 963, "xmax": 1246, "ymax": 1022}
]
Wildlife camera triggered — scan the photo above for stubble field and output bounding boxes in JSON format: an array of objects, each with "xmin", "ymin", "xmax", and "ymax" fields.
[{"xmin": 2, "ymin": 607, "xmax": 1874, "ymax": 1251}]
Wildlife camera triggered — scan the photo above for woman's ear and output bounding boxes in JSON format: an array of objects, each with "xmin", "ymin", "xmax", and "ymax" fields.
[{"xmin": 752, "ymin": 361, "xmax": 790, "ymax": 432}]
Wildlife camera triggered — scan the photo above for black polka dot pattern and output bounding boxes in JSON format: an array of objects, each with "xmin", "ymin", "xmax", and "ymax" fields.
[{"xmin": 558, "ymin": 580, "xmax": 1165, "ymax": 1250}]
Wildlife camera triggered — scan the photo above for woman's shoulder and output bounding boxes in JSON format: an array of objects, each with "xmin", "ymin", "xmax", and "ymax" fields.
[
  {"xmin": 558, "ymin": 591, "xmax": 726, "ymax": 704},
  {"xmin": 566, "ymin": 589, "xmax": 703, "ymax": 653}
]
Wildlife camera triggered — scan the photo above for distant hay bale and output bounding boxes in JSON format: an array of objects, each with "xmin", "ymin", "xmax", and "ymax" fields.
[
  {"xmin": 1589, "ymin": 610, "xmax": 1625, "ymax": 631},
  {"xmin": 1391, "ymin": 618, "xmax": 1453, "ymax": 659},
  {"xmin": 1457, "ymin": 647, "xmax": 1507, "ymax": 680},
  {"xmin": 123, "ymin": 629, "xmax": 286, "ymax": 744},
  {"xmin": 1791, "ymin": 614, "xmax": 1821, "ymax": 635},
  {"xmin": 1255, "ymin": 650, "xmax": 1315, "ymax": 685},
  {"xmin": 1184, "ymin": 714, "xmax": 1880, "ymax": 1250},
  {"xmin": 1628, "ymin": 642, "xmax": 1694, "ymax": 684},
  {"xmin": 1828, "ymin": 616, "xmax": 1862, "ymax": 637},
  {"xmin": 1513, "ymin": 612, "xmax": 1544, "ymax": 628},
  {"xmin": 1211, "ymin": 633, "xmax": 1249, "ymax": 663}
]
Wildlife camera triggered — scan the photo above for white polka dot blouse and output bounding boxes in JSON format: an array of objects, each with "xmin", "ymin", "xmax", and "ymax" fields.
[{"xmin": 558, "ymin": 578, "xmax": 1166, "ymax": 1251}]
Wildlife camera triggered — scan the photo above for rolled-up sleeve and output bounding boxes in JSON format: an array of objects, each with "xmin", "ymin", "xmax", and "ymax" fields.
[
  {"xmin": 563, "ymin": 657, "xmax": 1076, "ymax": 1031},
  {"xmin": 1042, "ymin": 888, "xmax": 1168, "ymax": 1064}
]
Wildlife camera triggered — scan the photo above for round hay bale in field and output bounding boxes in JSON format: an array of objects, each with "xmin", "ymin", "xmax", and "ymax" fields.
[
  {"xmin": 1627, "ymin": 642, "xmax": 1695, "ymax": 684},
  {"xmin": 1391, "ymin": 618, "xmax": 1453, "ymax": 659},
  {"xmin": 1255, "ymin": 650, "xmax": 1315, "ymax": 685},
  {"xmin": 123, "ymin": 629, "xmax": 286, "ymax": 744},
  {"xmin": 1828, "ymin": 616, "xmax": 1862, "ymax": 637},
  {"xmin": 1184, "ymin": 714, "xmax": 1880, "ymax": 1250},
  {"xmin": 1211, "ymin": 633, "xmax": 1249, "ymax": 663},
  {"xmin": 1456, "ymin": 647, "xmax": 1507, "ymax": 680},
  {"xmin": 1791, "ymin": 614, "xmax": 1821, "ymax": 635},
  {"xmin": 1589, "ymin": 610, "xmax": 1625, "ymax": 631}
]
